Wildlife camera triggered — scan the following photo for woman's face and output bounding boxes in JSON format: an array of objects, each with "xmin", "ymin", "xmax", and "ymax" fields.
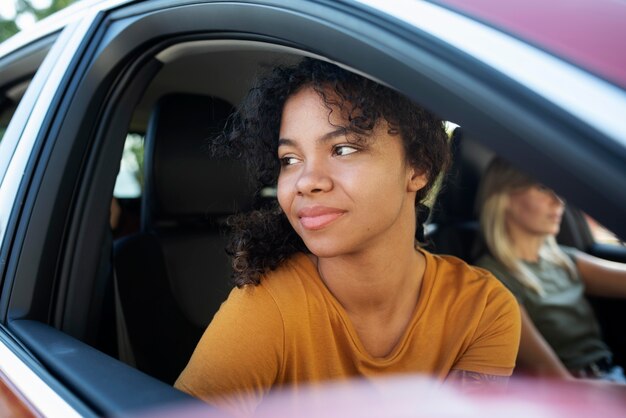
[
  {"xmin": 276, "ymin": 86, "xmax": 427, "ymax": 258},
  {"xmin": 505, "ymin": 185, "xmax": 565, "ymax": 238}
]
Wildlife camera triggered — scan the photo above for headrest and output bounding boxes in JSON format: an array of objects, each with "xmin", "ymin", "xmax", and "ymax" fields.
[
  {"xmin": 142, "ymin": 93, "xmax": 253, "ymax": 228},
  {"xmin": 432, "ymin": 128, "xmax": 494, "ymax": 224}
]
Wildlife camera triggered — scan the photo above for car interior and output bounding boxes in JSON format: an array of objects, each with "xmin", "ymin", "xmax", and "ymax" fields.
[
  {"xmin": 113, "ymin": 92, "xmax": 253, "ymax": 383},
  {"xmin": 1, "ymin": 11, "xmax": 626, "ymax": 414},
  {"xmin": 101, "ymin": 39, "xmax": 626, "ymax": 384},
  {"xmin": 108, "ymin": 44, "xmax": 348, "ymax": 383}
]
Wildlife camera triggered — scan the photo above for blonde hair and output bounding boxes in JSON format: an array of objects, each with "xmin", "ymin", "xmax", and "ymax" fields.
[{"xmin": 476, "ymin": 158, "xmax": 577, "ymax": 295}]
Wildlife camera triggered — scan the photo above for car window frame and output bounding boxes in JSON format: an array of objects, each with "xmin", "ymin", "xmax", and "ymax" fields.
[
  {"xmin": 0, "ymin": 13, "xmax": 105, "ymax": 321},
  {"xmin": 6, "ymin": 2, "xmax": 624, "ymax": 326},
  {"xmin": 0, "ymin": 36, "xmax": 57, "ymax": 204},
  {"xmin": 0, "ymin": 0, "xmax": 625, "ymax": 415},
  {"xmin": 41, "ymin": 2, "xmax": 624, "ymax": 350}
]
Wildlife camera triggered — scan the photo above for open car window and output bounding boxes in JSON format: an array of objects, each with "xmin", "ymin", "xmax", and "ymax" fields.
[
  {"xmin": 0, "ymin": 1, "xmax": 624, "ymax": 416},
  {"xmin": 585, "ymin": 215, "xmax": 624, "ymax": 247}
]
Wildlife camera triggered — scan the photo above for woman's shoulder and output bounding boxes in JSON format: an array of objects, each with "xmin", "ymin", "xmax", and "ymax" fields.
[
  {"xmin": 426, "ymin": 251, "xmax": 500, "ymax": 282},
  {"xmin": 243, "ymin": 252, "xmax": 320, "ymax": 307},
  {"xmin": 259, "ymin": 251, "xmax": 316, "ymax": 284},
  {"xmin": 218, "ymin": 253, "xmax": 316, "ymax": 330},
  {"xmin": 474, "ymin": 253, "xmax": 506, "ymax": 274},
  {"xmin": 226, "ymin": 252, "xmax": 312, "ymax": 298},
  {"xmin": 424, "ymin": 251, "xmax": 513, "ymax": 298},
  {"xmin": 422, "ymin": 251, "xmax": 518, "ymax": 322},
  {"xmin": 472, "ymin": 253, "xmax": 530, "ymax": 302},
  {"xmin": 557, "ymin": 245, "xmax": 579, "ymax": 262},
  {"xmin": 473, "ymin": 254, "xmax": 518, "ymax": 284}
]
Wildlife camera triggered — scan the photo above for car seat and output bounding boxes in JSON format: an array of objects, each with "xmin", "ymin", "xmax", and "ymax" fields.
[
  {"xmin": 426, "ymin": 128, "xmax": 493, "ymax": 262},
  {"xmin": 113, "ymin": 93, "xmax": 253, "ymax": 384}
]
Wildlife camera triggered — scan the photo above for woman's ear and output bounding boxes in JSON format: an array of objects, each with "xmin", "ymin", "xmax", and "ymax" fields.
[{"xmin": 408, "ymin": 168, "xmax": 428, "ymax": 192}]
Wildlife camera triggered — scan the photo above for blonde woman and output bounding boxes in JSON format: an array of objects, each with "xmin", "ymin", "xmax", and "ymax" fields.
[{"xmin": 475, "ymin": 157, "xmax": 626, "ymax": 382}]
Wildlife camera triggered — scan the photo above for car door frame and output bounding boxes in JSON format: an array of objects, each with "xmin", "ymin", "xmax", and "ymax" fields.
[{"xmin": 1, "ymin": 0, "xmax": 625, "ymax": 415}]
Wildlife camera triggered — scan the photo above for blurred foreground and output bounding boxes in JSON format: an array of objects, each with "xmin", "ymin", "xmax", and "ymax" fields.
[{"xmin": 145, "ymin": 374, "xmax": 626, "ymax": 418}]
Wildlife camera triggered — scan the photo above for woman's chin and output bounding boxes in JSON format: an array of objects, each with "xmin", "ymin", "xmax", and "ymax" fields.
[
  {"xmin": 306, "ymin": 247, "xmax": 342, "ymax": 259},
  {"xmin": 303, "ymin": 240, "xmax": 352, "ymax": 259}
]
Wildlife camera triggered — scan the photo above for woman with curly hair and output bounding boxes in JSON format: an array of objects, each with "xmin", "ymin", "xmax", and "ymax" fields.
[{"xmin": 175, "ymin": 58, "xmax": 520, "ymax": 415}]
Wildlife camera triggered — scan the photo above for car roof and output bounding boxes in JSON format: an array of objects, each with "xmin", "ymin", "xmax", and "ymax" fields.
[
  {"xmin": 432, "ymin": 0, "xmax": 626, "ymax": 89},
  {"xmin": 4, "ymin": 0, "xmax": 625, "ymax": 91}
]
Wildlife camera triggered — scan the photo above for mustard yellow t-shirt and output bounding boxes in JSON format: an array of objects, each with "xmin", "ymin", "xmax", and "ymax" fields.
[{"xmin": 175, "ymin": 250, "xmax": 520, "ymax": 415}]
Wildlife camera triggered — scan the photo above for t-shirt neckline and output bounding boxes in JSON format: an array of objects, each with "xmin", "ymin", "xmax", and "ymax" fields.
[{"xmin": 297, "ymin": 249, "xmax": 435, "ymax": 365}]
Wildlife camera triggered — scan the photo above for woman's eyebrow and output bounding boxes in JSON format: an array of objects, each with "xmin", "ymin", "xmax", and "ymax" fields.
[
  {"xmin": 319, "ymin": 127, "xmax": 348, "ymax": 142},
  {"xmin": 278, "ymin": 138, "xmax": 295, "ymax": 147},
  {"xmin": 278, "ymin": 128, "xmax": 347, "ymax": 148}
]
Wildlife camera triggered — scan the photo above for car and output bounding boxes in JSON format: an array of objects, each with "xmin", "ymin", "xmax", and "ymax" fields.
[{"xmin": 1, "ymin": 0, "xmax": 625, "ymax": 416}]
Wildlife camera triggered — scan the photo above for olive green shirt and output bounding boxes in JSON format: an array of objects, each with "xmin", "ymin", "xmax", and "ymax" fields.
[{"xmin": 475, "ymin": 248, "xmax": 611, "ymax": 369}]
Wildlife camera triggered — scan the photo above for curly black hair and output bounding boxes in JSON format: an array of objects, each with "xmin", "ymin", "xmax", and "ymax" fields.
[{"xmin": 214, "ymin": 58, "xmax": 450, "ymax": 286}]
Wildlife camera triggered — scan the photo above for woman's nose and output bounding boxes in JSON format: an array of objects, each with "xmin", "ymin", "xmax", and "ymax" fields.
[
  {"xmin": 296, "ymin": 161, "xmax": 333, "ymax": 195},
  {"xmin": 550, "ymin": 190, "xmax": 565, "ymax": 205}
]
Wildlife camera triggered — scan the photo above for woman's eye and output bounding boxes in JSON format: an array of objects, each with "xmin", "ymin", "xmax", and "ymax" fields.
[
  {"xmin": 334, "ymin": 145, "xmax": 358, "ymax": 156},
  {"xmin": 280, "ymin": 156, "xmax": 300, "ymax": 166}
]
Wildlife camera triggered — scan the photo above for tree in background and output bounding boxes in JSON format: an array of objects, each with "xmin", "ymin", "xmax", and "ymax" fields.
[
  {"xmin": 0, "ymin": 0, "xmax": 78, "ymax": 42},
  {"xmin": 0, "ymin": 19, "xmax": 19, "ymax": 42}
]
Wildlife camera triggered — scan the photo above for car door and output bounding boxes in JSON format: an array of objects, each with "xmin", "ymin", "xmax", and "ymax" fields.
[
  {"xmin": 0, "ymin": 2, "xmax": 197, "ymax": 415},
  {"xmin": 0, "ymin": 0, "xmax": 625, "ymax": 416},
  {"xmin": 0, "ymin": 9, "xmax": 100, "ymax": 417}
]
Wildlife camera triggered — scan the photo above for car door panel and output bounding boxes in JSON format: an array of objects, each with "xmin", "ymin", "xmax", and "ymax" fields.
[
  {"xmin": 8, "ymin": 319, "xmax": 198, "ymax": 416},
  {"xmin": 0, "ymin": 324, "xmax": 89, "ymax": 417}
]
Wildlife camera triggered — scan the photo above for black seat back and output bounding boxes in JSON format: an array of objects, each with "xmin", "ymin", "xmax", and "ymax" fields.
[
  {"xmin": 427, "ymin": 128, "xmax": 493, "ymax": 262},
  {"xmin": 114, "ymin": 93, "xmax": 252, "ymax": 383}
]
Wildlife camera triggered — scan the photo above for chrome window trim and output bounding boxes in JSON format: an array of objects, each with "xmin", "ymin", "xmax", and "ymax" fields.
[
  {"xmin": 0, "ymin": 337, "xmax": 81, "ymax": 417},
  {"xmin": 0, "ymin": 27, "xmax": 74, "ymax": 189},
  {"xmin": 0, "ymin": 12, "xmax": 99, "ymax": 247},
  {"xmin": 354, "ymin": 0, "xmax": 626, "ymax": 146}
]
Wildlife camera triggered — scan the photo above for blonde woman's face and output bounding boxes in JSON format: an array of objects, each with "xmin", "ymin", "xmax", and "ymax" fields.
[{"xmin": 505, "ymin": 185, "xmax": 565, "ymax": 237}]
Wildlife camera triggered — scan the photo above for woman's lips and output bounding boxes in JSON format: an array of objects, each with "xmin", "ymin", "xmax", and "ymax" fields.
[{"xmin": 297, "ymin": 206, "xmax": 346, "ymax": 230}]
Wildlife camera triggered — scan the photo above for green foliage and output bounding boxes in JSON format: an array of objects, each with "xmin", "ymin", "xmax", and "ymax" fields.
[
  {"xmin": 0, "ymin": 19, "xmax": 20, "ymax": 42},
  {"xmin": 0, "ymin": 0, "xmax": 79, "ymax": 42},
  {"xmin": 127, "ymin": 134, "xmax": 145, "ymax": 189},
  {"xmin": 120, "ymin": 133, "xmax": 145, "ymax": 190}
]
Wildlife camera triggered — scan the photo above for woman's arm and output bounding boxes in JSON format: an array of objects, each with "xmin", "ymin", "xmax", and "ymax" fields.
[
  {"xmin": 445, "ymin": 370, "xmax": 509, "ymax": 393},
  {"xmin": 175, "ymin": 285, "xmax": 284, "ymax": 416},
  {"xmin": 516, "ymin": 305, "xmax": 573, "ymax": 379},
  {"xmin": 446, "ymin": 281, "xmax": 521, "ymax": 391},
  {"xmin": 573, "ymin": 250, "xmax": 626, "ymax": 298}
]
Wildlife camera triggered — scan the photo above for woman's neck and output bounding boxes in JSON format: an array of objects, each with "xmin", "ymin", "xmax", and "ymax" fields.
[
  {"xmin": 309, "ymin": 219, "xmax": 427, "ymax": 358},
  {"xmin": 507, "ymin": 224, "xmax": 546, "ymax": 262},
  {"xmin": 314, "ymin": 243, "xmax": 425, "ymax": 318}
]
